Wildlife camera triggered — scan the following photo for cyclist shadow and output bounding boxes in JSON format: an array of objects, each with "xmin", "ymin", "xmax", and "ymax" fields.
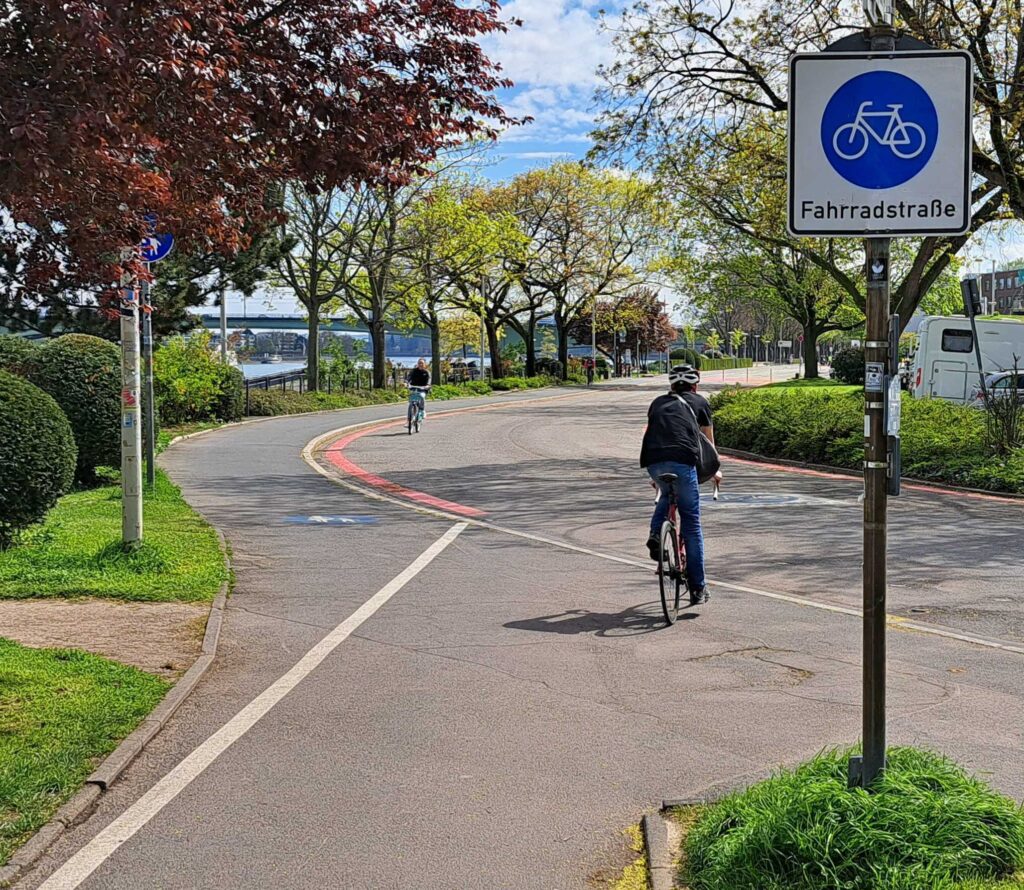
[{"xmin": 504, "ymin": 605, "xmax": 698, "ymax": 637}]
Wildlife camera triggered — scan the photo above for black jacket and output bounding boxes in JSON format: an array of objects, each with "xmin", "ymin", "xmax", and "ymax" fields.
[
  {"xmin": 407, "ymin": 368, "xmax": 431, "ymax": 387},
  {"xmin": 639, "ymin": 392, "xmax": 712, "ymax": 468}
]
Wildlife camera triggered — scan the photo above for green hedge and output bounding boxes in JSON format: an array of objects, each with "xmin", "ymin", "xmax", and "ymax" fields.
[
  {"xmin": 0, "ymin": 335, "xmax": 38, "ymax": 375},
  {"xmin": 0, "ymin": 371, "xmax": 77, "ymax": 548},
  {"xmin": 28, "ymin": 334, "xmax": 121, "ymax": 483},
  {"xmin": 700, "ymin": 357, "xmax": 754, "ymax": 371},
  {"xmin": 490, "ymin": 375, "xmax": 558, "ymax": 391},
  {"xmin": 245, "ymin": 377, "xmax": 562, "ymax": 417},
  {"xmin": 711, "ymin": 385, "xmax": 1024, "ymax": 492}
]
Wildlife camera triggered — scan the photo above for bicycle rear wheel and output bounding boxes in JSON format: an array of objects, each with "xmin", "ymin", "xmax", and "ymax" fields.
[{"xmin": 658, "ymin": 520, "xmax": 682, "ymax": 625}]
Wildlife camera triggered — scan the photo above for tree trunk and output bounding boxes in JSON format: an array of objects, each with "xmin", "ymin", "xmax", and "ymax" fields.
[
  {"xmin": 306, "ymin": 309, "xmax": 320, "ymax": 392},
  {"xmin": 524, "ymin": 317, "xmax": 537, "ymax": 377},
  {"xmin": 802, "ymin": 327, "xmax": 820, "ymax": 379},
  {"xmin": 555, "ymin": 313, "xmax": 569, "ymax": 380},
  {"xmin": 486, "ymin": 321, "xmax": 503, "ymax": 379},
  {"xmin": 370, "ymin": 318, "xmax": 387, "ymax": 388},
  {"xmin": 429, "ymin": 322, "xmax": 441, "ymax": 383}
]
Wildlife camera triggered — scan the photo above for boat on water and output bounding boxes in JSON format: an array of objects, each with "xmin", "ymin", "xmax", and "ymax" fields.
[{"xmin": 259, "ymin": 353, "xmax": 284, "ymax": 364}]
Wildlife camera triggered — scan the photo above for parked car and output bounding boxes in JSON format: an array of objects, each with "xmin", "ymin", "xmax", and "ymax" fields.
[
  {"xmin": 968, "ymin": 370, "xmax": 1024, "ymax": 407},
  {"xmin": 447, "ymin": 359, "xmax": 481, "ymax": 382}
]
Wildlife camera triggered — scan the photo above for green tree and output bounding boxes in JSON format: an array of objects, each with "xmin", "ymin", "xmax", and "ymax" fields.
[{"xmin": 594, "ymin": 2, "xmax": 1011, "ymax": 331}]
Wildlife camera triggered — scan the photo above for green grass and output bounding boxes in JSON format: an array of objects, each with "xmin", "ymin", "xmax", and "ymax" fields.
[
  {"xmin": 681, "ymin": 747, "xmax": 1024, "ymax": 890},
  {"xmin": 0, "ymin": 470, "xmax": 226, "ymax": 602},
  {"xmin": 156, "ymin": 421, "xmax": 224, "ymax": 453},
  {"xmin": 0, "ymin": 638, "xmax": 169, "ymax": 865}
]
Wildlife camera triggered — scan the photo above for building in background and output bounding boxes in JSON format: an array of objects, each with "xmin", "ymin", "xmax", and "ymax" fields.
[{"xmin": 978, "ymin": 267, "xmax": 1024, "ymax": 314}]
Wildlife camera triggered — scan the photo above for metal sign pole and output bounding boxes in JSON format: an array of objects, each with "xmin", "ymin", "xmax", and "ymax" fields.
[
  {"xmin": 120, "ymin": 271, "xmax": 144, "ymax": 546},
  {"xmin": 140, "ymin": 266, "xmax": 156, "ymax": 488},
  {"xmin": 859, "ymin": 17, "xmax": 898, "ymax": 790}
]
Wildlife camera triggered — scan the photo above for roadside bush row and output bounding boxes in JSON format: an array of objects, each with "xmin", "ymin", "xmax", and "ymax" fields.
[
  {"xmin": 247, "ymin": 375, "xmax": 561, "ymax": 416},
  {"xmin": 711, "ymin": 385, "xmax": 1024, "ymax": 493},
  {"xmin": 0, "ymin": 369, "xmax": 77, "ymax": 548}
]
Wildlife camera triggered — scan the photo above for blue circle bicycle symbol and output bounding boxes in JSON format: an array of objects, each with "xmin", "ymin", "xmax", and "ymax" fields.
[{"xmin": 820, "ymin": 71, "xmax": 938, "ymax": 189}]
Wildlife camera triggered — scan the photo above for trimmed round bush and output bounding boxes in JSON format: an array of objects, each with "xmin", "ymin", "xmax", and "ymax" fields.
[
  {"xmin": 0, "ymin": 370, "xmax": 77, "ymax": 547},
  {"xmin": 831, "ymin": 346, "xmax": 865, "ymax": 384},
  {"xmin": 684, "ymin": 747, "xmax": 1024, "ymax": 890},
  {"xmin": 29, "ymin": 334, "xmax": 121, "ymax": 482},
  {"xmin": 670, "ymin": 347, "xmax": 702, "ymax": 368},
  {"xmin": 213, "ymin": 364, "xmax": 245, "ymax": 422},
  {"xmin": 0, "ymin": 334, "xmax": 38, "ymax": 375}
]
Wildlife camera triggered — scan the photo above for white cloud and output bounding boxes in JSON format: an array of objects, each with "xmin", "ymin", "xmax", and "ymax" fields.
[
  {"xmin": 489, "ymin": 0, "xmax": 614, "ymax": 90},
  {"xmin": 502, "ymin": 151, "xmax": 575, "ymax": 159}
]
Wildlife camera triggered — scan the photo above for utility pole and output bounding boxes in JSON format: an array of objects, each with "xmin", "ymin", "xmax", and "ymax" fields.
[
  {"xmin": 219, "ymin": 281, "xmax": 228, "ymax": 364},
  {"xmin": 140, "ymin": 265, "xmax": 156, "ymax": 488},
  {"xmin": 991, "ymin": 259, "xmax": 997, "ymax": 315},
  {"xmin": 119, "ymin": 258, "xmax": 144, "ymax": 546},
  {"xmin": 858, "ymin": 12, "xmax": 897, "ymax": 789}
]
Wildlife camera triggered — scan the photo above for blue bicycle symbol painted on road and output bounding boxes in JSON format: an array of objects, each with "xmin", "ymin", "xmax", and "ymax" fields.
[{"xmin": 821, "ymin": 71, "xmax": 938, "ymax": 189}]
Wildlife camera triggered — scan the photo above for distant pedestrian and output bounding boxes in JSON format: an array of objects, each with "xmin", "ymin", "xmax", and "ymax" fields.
[{"xmin": 585, "ymin": 357, "xmax": 595, "ymax": 386}]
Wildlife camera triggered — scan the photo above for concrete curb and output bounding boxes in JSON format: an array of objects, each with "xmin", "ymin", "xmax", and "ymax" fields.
[
  {"xmin": 720, "ymin": 446, "xmax": 1024, "ymax": 502},
  {"xmin": 642, "ymin": 813, "xmax": 676, "ymax": 890},
  {"xmin": 0, "ymin": 544, "xmax": 231, "ymax": 886}
]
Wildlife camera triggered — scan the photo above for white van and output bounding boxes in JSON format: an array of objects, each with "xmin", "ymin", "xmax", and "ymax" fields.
[{"xmin": 909, "ymin": 316, "xmax": 1024, "ymax": 403}]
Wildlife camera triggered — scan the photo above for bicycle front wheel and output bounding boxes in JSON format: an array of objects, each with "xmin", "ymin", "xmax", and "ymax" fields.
[
  {"xmin": 658, "ymin": 520, "xmax": 682, "ymax": 625},
  {"xmin": 407, "ymin": 401, "xmax": 416, "ymax": 434}
]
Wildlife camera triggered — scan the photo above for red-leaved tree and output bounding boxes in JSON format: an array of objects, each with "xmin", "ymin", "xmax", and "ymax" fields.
[{"xmin": 0, "ymin": 0, "xmax": 515, "ymax": 327}]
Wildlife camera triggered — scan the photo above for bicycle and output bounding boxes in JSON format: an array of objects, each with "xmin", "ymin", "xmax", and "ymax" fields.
[
  {"xmin": 406, "ymin": 385, "xmax": 429, "ymax": 434},
  {"xmin": 832, "ymin": 102, "xmax": 926, "ymax": 161},
  {"xmin": 653, "ymin": 472, "xmax": 686, "ymax": 625}
]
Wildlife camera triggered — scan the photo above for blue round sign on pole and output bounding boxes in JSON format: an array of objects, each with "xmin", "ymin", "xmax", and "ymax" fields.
[
  {"xmin": 139, "ymin": 214, "xmax": 175, "ymax": 263},
  {"xmin": 820, "ymin": 70, "xmax": 938, "ymax": 189}
]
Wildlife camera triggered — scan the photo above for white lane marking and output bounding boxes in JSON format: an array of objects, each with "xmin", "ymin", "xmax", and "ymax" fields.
[
  {"xmin": 304, "ymin": 423, "xmax": 1024, "ymax": 659},
  {"xmin": 39, "ymin": 522, "xmax": 468, "ymax": 890}
]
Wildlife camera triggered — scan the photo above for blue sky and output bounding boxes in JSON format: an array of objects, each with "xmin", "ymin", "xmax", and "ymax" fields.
[{"xmin": 478, "ymin": 0, "xmax": 615, "ymax": 180}]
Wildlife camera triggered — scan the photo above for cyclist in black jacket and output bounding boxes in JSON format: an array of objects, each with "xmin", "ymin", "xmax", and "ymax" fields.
[
  {"xmin": 640, "ymin": 365, "xmax": 714, "ymax": 605},
  {"xmin": 406, "ymin": 358, "xmax": 431, "ymax": 389}
]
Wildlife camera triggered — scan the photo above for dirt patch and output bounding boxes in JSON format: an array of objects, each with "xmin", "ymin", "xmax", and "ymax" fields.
[{"xmin": 0, "ymin": 599, "xmax": 210, "ymax": 677}]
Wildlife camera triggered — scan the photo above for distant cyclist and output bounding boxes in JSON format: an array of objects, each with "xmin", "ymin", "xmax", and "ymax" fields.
[
  {"xmin": 640, "ymin": 365, "xmax": 716, "ymax": 605},
  {"xmin": 405, "ymin": 358, "xmax": 431, "ymax": 424}
]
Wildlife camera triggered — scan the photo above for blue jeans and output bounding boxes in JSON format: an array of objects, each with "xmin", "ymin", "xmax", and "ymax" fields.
[{"xmin": 647, "ymin": 461, "xmax": 706, "ymax": 592}]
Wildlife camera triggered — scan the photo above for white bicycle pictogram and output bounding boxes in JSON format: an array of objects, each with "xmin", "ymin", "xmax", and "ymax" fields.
[{"xmin": 832, "ymin": 101, "xmax": 927, "ymax": 160}]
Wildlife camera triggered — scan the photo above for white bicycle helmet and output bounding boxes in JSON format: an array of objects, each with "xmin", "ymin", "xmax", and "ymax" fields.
[{"xmin": 668, "ymin": 364, "xmax": 700, "ymax": 387}]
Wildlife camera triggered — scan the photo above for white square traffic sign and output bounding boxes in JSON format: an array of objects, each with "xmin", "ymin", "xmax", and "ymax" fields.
[{"xmin": 788, "ymin": 51, "xmax": 972, "ymax": 237}]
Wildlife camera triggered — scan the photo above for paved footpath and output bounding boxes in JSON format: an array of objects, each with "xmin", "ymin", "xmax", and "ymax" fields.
[{"xmin": 20, "ymin": 385, "xmax": 1024, "ymax": 889}]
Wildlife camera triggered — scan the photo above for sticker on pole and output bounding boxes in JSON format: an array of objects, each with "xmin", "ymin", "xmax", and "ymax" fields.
[{"xmin": 788, "ymin": 51, "xmax": 972, "ymax": 237}]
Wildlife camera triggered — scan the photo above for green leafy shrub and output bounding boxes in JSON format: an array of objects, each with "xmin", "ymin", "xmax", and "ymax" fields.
[
  {"xmin": 246, "ymin": 387, "xmax": 405, "ymax": 416},
  {"xmin": 684, "ymin": 747, "xmax": 1024, "ymax": 890},
  {"xmin": 491, "ymin": 377, "xmax": 528, "ymax": 391},
  {"xmin": 831, "ymin": 346, "xmax": 865, "ymax": 384},
  {"xmin": 535, "ymin": 357, "xmax": 563, "ymax": 379},
  {"xmin": 0, "ymin": 335, "xmax": 38, "ymax": 375},
  {"xmin": 670, "ymin": 347, "xmax": 702, "ymax": 368},
  {"xmin": 28, "ymin": 334, "xmax": 120, "ymax": 483},
  {"xmin": 712, "ymin": 385, "xmax": 1024, "ymax": 492},
  {"xmin": 0, "ymin": 370, "xmax": 77, "ymax": 547},
  {"xmin": 154, "ymin": 334, "xmax": 244, "ymax": 424}
]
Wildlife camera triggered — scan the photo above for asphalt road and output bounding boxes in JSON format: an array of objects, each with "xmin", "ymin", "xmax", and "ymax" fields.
[{"xmin": 21, "ymin": 383, "xmax": 1024, "ymax": 889}]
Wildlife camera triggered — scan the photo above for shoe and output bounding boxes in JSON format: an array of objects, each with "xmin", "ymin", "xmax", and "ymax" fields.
[
  {"xmin": 689, "ymin": 586, "xmax": 710, "ymax": 606},
  {"xmin": 645, "ymin": 533, "xmax": 660, "ymax": 561}
]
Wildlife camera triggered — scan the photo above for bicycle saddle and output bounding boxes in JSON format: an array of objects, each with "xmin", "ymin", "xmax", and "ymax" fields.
[{"xmin": 657, "ymin": 472, "xmax": 679, "ymax": 483}]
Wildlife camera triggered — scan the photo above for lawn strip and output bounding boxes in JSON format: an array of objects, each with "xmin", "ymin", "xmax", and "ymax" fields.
[
  {"xmin": 0, "ymin": 470, "xmax": 226, "ymax": 603},
  {"xmin": 0, "ymin": 638, "xmax": 169, "ymax": 865}
]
